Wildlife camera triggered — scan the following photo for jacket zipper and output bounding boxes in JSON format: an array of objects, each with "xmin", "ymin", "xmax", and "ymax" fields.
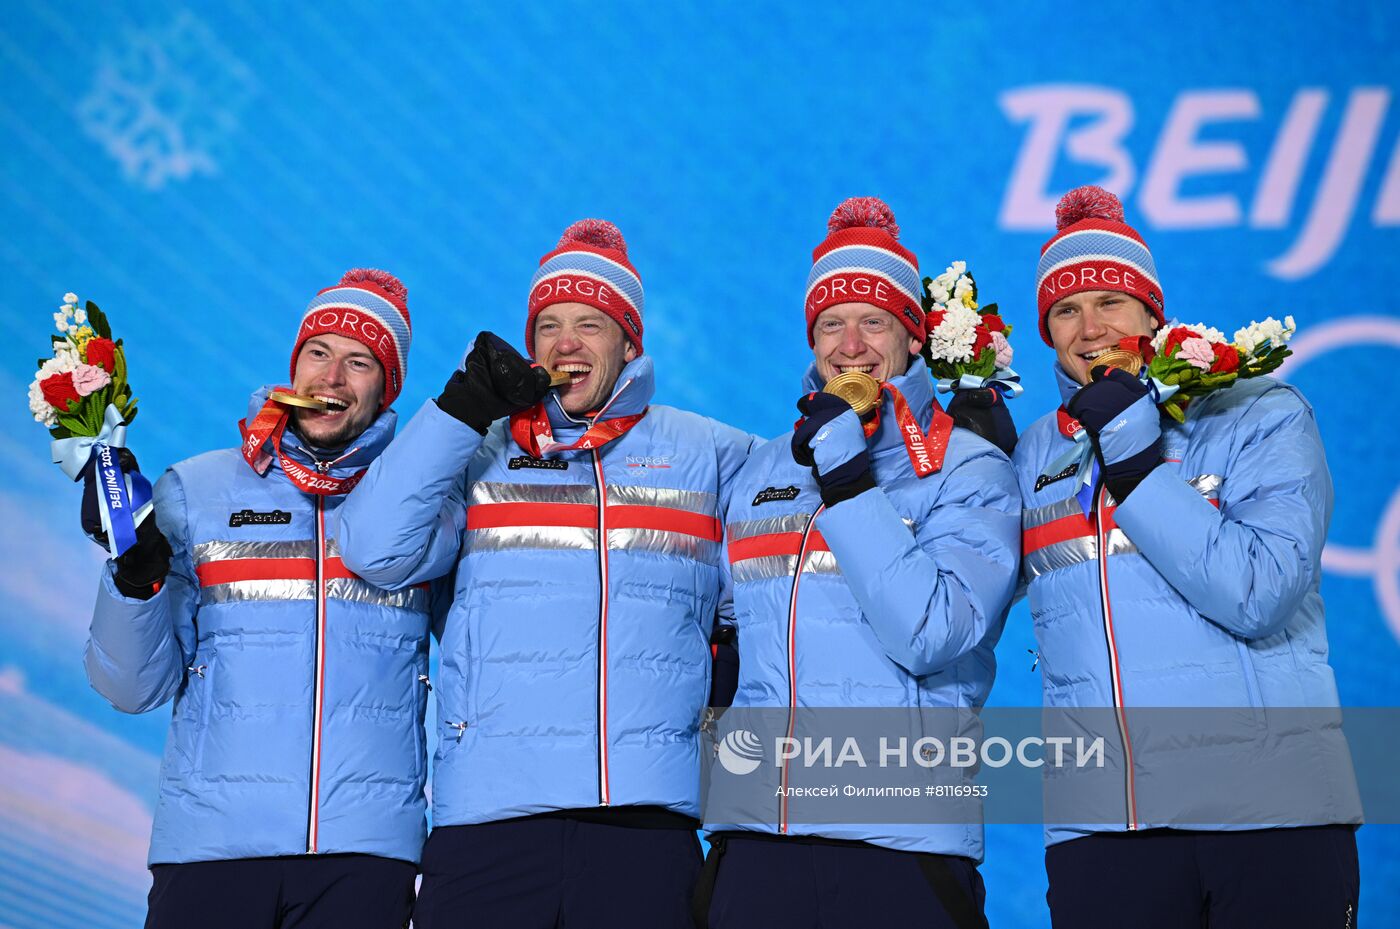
[
  {"xmin": 593, "ymin": 448, "xmax": 611, "ymax": 806},
  {"xmin": 780, "ymin": 507, "xmax": 823, "ymax": 834},
  {"xmin": 307, "ymin": 486, "xmax": 328, "ymax": 852},
  {"xmin": 1095, "ymin": 485, "xmax": 1137, "ymax": 831}
]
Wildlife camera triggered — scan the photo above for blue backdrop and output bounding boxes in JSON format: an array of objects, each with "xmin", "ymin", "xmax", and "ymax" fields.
[{"xmin": 3, "ymin": 3, "xmax": 1398, "ymax": 926}]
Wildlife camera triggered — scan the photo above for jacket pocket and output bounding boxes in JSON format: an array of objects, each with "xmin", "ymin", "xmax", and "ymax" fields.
[
  {"xmin": 189, "ymin": 650, "xmax": 216, "ymax": 774},
  {"xmin": 413, "ymin": 669, "xmax": 431, "ymax": 768}
]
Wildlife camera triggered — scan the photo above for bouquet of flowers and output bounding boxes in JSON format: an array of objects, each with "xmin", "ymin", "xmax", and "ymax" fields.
[
  {"xmin": 921, "ymin": 261, "xmax": 1020, "ymax": 396},
  {"xmin": 30, "ymin": 292, "xmax": 150, "ymax": 555},
  {"xmin": 30, "ymin": 293, "xmax": 138, "ymax": 436},
  {"xmin": 1114, "ymin": 315, "xmax": 1295, "ymax": 422}
]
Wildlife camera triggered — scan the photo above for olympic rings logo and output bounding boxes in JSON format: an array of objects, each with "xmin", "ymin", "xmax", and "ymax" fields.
[{"xmin": 1280, "ymin": 316, "xmax": 1400, "ymax": 645}]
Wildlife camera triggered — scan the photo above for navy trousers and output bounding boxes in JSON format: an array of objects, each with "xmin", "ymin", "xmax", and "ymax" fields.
[
  {"xmin": 413, "ymin": 815, "xmax": 703, "ymax": 929},
  {"xmin": 145, "ymin": 854, "xmax": 416, "ymax": 929},
  {"xmin": 1045, "ymin": 826, "xmax": 1360, "ymax": 929},
  {"xmin": 703, "ymin": 834, "xmax": 987, "ymax": 929}
]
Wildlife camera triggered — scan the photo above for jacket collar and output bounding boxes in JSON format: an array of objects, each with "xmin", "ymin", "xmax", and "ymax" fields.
[
  {"xmin": 1054, "ymin": 362, "xmax": 1082, "ymax": 407},
  {"xmin": 541, "ymin": 354, "xmax": 655, "ymax": 444},
  {"xmin": 801, "ymin": 357, "xmax": 935, "ymax": 457},
  {"xmin": 245, "ymin": 385, "xmax": 397, "ymax": 476}
]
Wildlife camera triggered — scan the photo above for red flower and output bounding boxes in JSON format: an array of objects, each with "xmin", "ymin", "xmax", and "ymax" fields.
[
  {"xmin": 85, "ymin": 338, "xmax": 117, "ymax": 372},
  {"xmin": 924, "ymin": 309, "xmax": 945, "ymax": 333},
  {"xmin": 40, "ymin": 372, "xmax": 81, "ymax": 412},
  {"xmin": 1163, "ymin": 327, "xmax": 1201, "ymax": 355},
  {"xmin": 981, "ymin": 313, "xmax": 1006, "ymax": 334},
  {"xmin": 1118, "ymin": 335, "xmax": 1156, "ymax": 364},
  {"xmin": 972, "ymin": 326, "xmax": 993, "ymax": 356},
  {"xmin": 1210, "ymin": 342, "xmax": 1240, "ymax": 374}
]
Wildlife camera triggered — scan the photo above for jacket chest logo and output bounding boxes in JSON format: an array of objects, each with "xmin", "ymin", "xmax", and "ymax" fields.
[
  {"xmin": 509, "ymin": 455, "xmax": 568, "ymax": 471},
  {"xmin": 752, "ymin": 485, "xmax": 802, "ymax": 506},
  {"xmin": 228, "ymin": 508, "xmax": 292, "ymax": 527},
  {"xmin": 1034, "ymin": 461, "xmax": 1080, "ymax": 492}
]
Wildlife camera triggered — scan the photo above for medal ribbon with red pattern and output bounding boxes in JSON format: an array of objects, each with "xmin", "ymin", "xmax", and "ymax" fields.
[
  {"xmin": 801, "ymin": 383, "xmax": 953, "ymax": 477},
  {"xmin": 509, "ymin": 403, "xmax": 646, "ymax": 458},
  {"xmin": 239, "ymin": 393, "xmax": 367, "ymax": 495}
]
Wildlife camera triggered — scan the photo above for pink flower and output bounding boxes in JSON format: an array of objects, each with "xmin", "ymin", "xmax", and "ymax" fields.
[
  {"xmin": 1177, "ymin": 337, "xmax": 1215, "ymax": 371},
  {"xmin": 991, "ymin": 331, "xmax": 1013, "ymax": 369},
  {"xmin": 71, "ymin": 363, "xmax": 111, "ymax": 397}
]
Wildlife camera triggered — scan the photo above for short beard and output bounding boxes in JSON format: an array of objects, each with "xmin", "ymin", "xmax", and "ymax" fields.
[{"xmin": 290, "ymin": 409, "xmax": 371, "ymax": 454}]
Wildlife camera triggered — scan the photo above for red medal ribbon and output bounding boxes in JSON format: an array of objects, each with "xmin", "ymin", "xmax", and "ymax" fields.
[
  {"xmin": 1056, "ymin": 406, "xmax": 1084, "ymax": 440},
  {"xmin": 801, "ymin": 383, "xmax": 952, "ymax": 478},
  {"xmin": 238, "ymin": 394, "xmax": 367, "ymax": 496},
  {"xmin": 509, "ymin": 403, "xmax": 646, "ymax": 458}
]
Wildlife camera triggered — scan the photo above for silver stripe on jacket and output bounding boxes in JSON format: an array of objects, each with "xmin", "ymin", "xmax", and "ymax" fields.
[{"xmin": 1021, "ymin": 473, "xmax": 1222, "ymax": 580}]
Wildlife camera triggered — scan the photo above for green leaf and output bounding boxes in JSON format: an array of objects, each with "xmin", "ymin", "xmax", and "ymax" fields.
[
  {"xmin": 1163, "ymin": 398, "xmax": 1187, "ymax": 424},
  {"xmin": 49, "ymin": 424, "xmax": 73, "ymax": 439},
  {"xmin": 86, "ymin": 300, "xmax": 112, "ymax": 339},
  {"xmin": 56, "ymin": 411, "xmax": 88, "ymax": 435},
  {"xmin": 981, "ymin": 302, "xmax": 999, "ymax": 317}
]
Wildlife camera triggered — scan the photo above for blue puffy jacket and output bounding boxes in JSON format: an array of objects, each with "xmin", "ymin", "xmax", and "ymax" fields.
[
  {"xmin": 85, "ymin": 388, "xmax": 442, "ymax": 866},
  {"xmin": 1012, "ymin": 365, "xmax": 1363, "ymax": 846},
  {"xmin": 338, "ymin": 356, "xmax": 758, "ymax": 825},
  {"xmin": 702, "ymin": 360, "xmax": 1021, "ymax": 859}
]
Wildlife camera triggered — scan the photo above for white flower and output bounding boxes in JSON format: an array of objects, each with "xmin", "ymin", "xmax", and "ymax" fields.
[
  {"xmin": 63, "ymin": 292, "xmax": 79, "ymax": 305},
  {"xmin": 926, "ymin": 302, "xmax": 981, "ymax": 363},
  {"xmin": 72, "ymin": 309, "xmax": 86, "ymax": 324},
  {"xmin": 949, "ymin": 260, "xmax": 967, "ymax": 278},
  {"xmin": 953, "ymin": 276, "xmax": 973, "ymax": 300},
  {"xmin": 27, "ymin": 378, "xmax": 58, "ymax": 427},
  {"xmin": 1232, "ymin": 316, "xmax": 1294, "ymax": 357},
  {"xmin": 37, "ymin": 348, "xmax": 79, "ymax": 378},
  {"xmin": 55, "ymin": 317, "xmax": 70, "ymax": 334}
]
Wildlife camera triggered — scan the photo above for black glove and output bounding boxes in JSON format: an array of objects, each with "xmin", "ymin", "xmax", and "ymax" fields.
[
  {"xmin": 437, "ymin": 331, "xmax": 553, "ymax": 434},
  {"xmin": 709, "ymin": 625, "xmax": 739, "ymax": 709},
  {"xmin": 1066, "ymin": 367, "xmax": 1163, "ymax": 501},
  {"xmin": 80, "ymin": 447, "xmax": 141, "ymax": 549},
  {"xmin": 791, "ymin": 392, "xmax": 875, "ymax": 507},
  {"xmin": 112, "ymin": 517, "xmax": 172, "ymax": 600},
  {"xmin": 947, "ymin": 388, "xmax": 1018, "ymax": 456}
]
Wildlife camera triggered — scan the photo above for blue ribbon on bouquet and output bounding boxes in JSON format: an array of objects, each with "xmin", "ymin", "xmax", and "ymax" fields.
[
  {"xmin": 51, "ymin": 403, "xmax": 153, "ymax": 557},
  {"xmin": 1037, "ymin": 372, "xmax": 1181, "ymax": 519},
  {"xmin": 935, "ymin": 366, "xmax": 1024, "ymax": 399}
]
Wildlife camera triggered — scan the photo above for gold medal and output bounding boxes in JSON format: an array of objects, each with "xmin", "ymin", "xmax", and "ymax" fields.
[
  {"xmin": 546, "ymin": 368, "xmax": 573, "ymax": 388},
  {"xmin": 269, "ymin": 390, "xmax": 330, "ymax": 411},
  {"xmin": 1083, "ymin": 348, "xmax": 1143, "ymax": 383},
  {"xmin": 823, "ymin": 371, "xmax": 882, "ymax": 416}
]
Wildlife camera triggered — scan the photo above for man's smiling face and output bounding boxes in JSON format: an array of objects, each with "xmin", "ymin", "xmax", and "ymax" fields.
[
  {"xmin": 1046, "ymin": 290, "xmax": 1158, "ymax": 385},
  {"xmin": 289, "ymin": 333, "xmax": 384, "ymax": 448}
]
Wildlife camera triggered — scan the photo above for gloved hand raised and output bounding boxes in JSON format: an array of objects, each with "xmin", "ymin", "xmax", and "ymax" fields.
[
  {"xmin": 791, "ymin": 392, "xmax": 875, "ymax": 507},
  {"xmin": 437, "ymin": 331, "xmax": 553, "ymax": 434},
  {"xmin": 947, "ymin": 387, "xmax": 1018, "ymax": 456},
  {"xmin": 112, "ymin": 517, "xmax": 172, "ymax": 601},
  {"xmin": 1066, "ymin": 366, "xmax": 1162, "ymax": 501}
]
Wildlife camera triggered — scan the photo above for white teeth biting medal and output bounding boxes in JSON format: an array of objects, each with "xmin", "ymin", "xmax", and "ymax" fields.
[{"xmin": 269, "ymin": 390, "xmax": 330, "ymax": 411}]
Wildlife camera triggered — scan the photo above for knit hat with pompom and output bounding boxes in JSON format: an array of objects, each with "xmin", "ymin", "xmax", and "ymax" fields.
[
  {"xmin": 292, "ymin": 268, "xmax": 412, "ymax": 409},
  {"xmin": 526, "ymin": 219, "xmax": 644, "ymax": 357},
  {"xmin": 805, "ymin": 196, "xmax": 923, "ymax": 346},
  {"xmin": 1035, "ymin": 186, "xmax": 1164, "ymax": 345}
]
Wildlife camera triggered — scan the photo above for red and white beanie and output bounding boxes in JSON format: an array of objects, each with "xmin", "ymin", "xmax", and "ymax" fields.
[
  {"xmin": 525, "ymin": 219, "xmax": 644, "ymax": 357},
  {"xmin": 805, "ymin": 197, "xmax": 923, "ymax": 346},
  {"xmin": 1036, "ymin": 186, "xmax": 1165, "ymax": 345},
  {"xmin": 291, "ymin": 268, "xmax": 412, "ymax": 409}
]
